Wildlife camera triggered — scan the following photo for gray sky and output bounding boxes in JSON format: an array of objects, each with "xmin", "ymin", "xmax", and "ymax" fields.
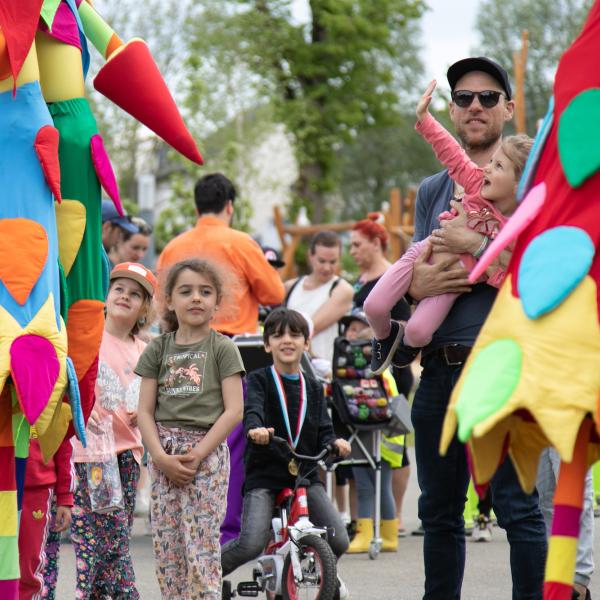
[{"xmin": 421, "ymin": 0, "xmax": 482, "ymax": 85}]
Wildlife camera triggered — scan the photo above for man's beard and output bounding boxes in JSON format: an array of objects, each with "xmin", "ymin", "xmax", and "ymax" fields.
[{"xmin": 457, "ymin": 127, "xmax": 502, "ymax": 153}]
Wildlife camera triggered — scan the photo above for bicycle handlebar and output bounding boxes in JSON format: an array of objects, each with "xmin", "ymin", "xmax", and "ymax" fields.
[{"xmin": 269, "ymin": 434, "xmax": 337, "ymax": 462}]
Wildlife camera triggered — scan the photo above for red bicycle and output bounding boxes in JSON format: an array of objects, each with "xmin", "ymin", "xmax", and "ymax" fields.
[{"xmin": 223, "ymin": 436, "xmax": 339, "ymax": 600}]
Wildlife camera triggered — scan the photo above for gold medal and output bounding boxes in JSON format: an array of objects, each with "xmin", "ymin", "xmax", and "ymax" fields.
[{"xmin": 288, "ymin": 458, "xmax": 299, "ymax": 476}]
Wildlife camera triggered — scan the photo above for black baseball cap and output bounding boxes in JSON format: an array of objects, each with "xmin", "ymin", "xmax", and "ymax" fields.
[
  {"xmin": 262, "ymin": 246, "xmax": 285, "ymax": 268},
  {"xmin": 447, "ymin": 57, "xmax": 512, "ymax": 100}
]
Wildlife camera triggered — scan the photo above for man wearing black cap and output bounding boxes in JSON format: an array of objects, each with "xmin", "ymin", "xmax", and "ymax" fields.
[{"xmin": 406, "ymin": 58, "xmax": 547, "ymax": 599}]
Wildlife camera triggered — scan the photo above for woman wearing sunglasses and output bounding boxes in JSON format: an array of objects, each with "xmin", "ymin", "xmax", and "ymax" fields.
[{"xmin": 364, "ymin": 79, "xmax": 533, "ymax": 373}]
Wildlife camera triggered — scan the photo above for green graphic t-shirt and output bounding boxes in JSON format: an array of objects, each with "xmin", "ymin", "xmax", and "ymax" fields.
[{"xmin": 135, "ymin": 330, "xmax": 245, "ymax": 430}]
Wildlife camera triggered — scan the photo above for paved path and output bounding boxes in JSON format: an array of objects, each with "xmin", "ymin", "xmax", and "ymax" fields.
[{"xmin": 56, "ymin": 449, "xmax": 599, "ymax": 599}]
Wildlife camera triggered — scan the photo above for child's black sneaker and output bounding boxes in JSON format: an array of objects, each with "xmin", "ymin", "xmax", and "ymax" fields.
[
  {"xmin": 391, "ymin": 338, "xmax": 421, "ymax": 368},
  {"xmin": 370, "ymin": 321, "xmax": 403, "ymax": 375}
]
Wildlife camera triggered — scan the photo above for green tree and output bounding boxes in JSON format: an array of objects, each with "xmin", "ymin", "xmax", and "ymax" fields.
[
  {"xmin": 187, "ymin": 0, "xmax": 426, "ymax": 223},
  {"xmin": 473, "ymin": 0, "xmax": 593, "ymax": 134}
]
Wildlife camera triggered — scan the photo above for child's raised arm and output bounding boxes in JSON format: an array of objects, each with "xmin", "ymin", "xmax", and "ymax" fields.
[{"xmin": 415, "ymin": 80, "xmax": 483, "ymax": 196}]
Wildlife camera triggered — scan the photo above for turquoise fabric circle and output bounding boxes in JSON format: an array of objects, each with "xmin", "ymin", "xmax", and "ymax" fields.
[
  {"xmin": 67, "ymin": 356, "xmax": 87, "ymax": 447},
  {"xmin": 518, "ymin": 226, "xmax": 594, "ymax": 319}
]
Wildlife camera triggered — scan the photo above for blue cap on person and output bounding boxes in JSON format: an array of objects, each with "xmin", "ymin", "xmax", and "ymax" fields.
[{"xmin": 102, "ymin": 200, "xmax": 139, "ymax": 234}]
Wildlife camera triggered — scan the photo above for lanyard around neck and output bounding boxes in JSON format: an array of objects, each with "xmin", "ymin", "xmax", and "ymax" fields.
[{"xmin": 270, "ymin": 366, "xmax": 307, "ymax": 449}]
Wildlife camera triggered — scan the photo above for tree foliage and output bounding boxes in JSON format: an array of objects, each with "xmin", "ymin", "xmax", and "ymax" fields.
[
  {"xmin": 473, "ymin": 0, "xmax": 594, "ymax": 134},
  {"xmin": 186, "ymin": 0, "xmax": 426, "ymax": 222}
]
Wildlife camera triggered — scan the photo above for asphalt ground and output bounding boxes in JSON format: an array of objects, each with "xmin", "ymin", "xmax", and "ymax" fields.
[{"xmin": 54, "ymin": 447, "xmax": 600, "ymax": 599}]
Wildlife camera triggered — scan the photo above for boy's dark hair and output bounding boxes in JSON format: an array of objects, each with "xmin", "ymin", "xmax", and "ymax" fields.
[
  {"xmin": 309, "ymin": 230, "xmax": 341, "ymax": 254},
  {"xmin": 194, "ymin": 173, "xmax": 237, "ymax": 215},
  {"xmin": 263, "ymin": 307, "xmax": 310, "ymax": 344}
]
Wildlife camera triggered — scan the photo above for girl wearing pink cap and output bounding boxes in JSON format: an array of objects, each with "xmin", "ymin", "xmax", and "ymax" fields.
[{"xmin": 71, "ymin": 262, "xmax": 157, "ymax": 599}]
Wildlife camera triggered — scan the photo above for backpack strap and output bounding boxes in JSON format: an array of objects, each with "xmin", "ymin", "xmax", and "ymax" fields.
[{"xmin": 284, "ymin": 277, "xmax": 302, "ymax": 306}]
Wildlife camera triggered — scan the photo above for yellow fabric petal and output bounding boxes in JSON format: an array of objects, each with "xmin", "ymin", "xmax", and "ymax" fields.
[
  {"xmin": 444, "ymin": 274, "xmax": 600, "ymax": 485},
  {"xmin": 55, "ymin": 200, "xmax": 86, "ymax": 276}
]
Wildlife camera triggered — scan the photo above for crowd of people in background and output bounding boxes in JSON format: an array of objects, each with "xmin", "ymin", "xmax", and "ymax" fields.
[{"xmin": 17, "ymin": 54, "xmax": 594, "ymax": 600}]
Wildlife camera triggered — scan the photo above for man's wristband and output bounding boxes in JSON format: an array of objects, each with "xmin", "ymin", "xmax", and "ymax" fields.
[{"xmin": 473, "ymin": 235, "xmax": 489, "ymax": 259}]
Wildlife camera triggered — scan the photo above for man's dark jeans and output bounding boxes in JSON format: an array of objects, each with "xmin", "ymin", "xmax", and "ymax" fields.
[{"xmin": 412, "ymin": 353, "xmax": 547, "ymax": 600}]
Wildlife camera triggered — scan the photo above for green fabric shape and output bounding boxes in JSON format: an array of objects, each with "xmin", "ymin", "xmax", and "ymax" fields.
[
  {"xmin": 558, "ymin": 89, "xmax": 600, "ymax": 188},
  {"xmin": 40, "ymin": 0, "xmax": 62, "ymax": 30},
  {"xmin": 11, "ymin": 388, "xmax": 29, "ymax": 459},
  {"xmin": 48, "ymin": 99, "xmax": 105, "ymax": 307},
  {"xmin": 77, "ymin": 0, "xmax": 115, "ymax": 56},
  {"xmin": 0, "ymin": 535, "xmax": 19, "ymax": 579},
  {"xmin": 455, "ymin": 339, "xmax": 522, "ymax": 443},
  {"xmin": 58, "ymin": 260, "xmax": 69, "ymax": 324}
]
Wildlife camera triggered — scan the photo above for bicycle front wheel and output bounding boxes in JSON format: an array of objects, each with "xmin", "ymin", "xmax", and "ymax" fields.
[{"xmin": 282, "ymin": 534, "xmax": 337, "ymax": 600}]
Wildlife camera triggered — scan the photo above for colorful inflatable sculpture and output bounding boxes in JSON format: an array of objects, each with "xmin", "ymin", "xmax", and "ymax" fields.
[
  {"xmin": 0, "ymin": 1, "xmax": 202, "ymax": 594},
  {"xmin": 440, "ymin": 3, "xmax": 600, "ymax": 598}
]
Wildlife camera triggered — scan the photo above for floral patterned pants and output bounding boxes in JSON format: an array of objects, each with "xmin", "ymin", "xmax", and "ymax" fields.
[
  {"xmin": 149, "ymin": 424, "xmax": 229, "ymax": 600},
  {"xmin": 71, "ymin": 450, "xmax": 140, "ymax": 599}
]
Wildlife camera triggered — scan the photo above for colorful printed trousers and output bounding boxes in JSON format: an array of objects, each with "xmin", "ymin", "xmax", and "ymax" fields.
[
  {"xmin": 41, "ymin": 498, "xmax": 61, "ymax": 600},
  {"xmin": 149, "ymin": 424, "xmax": 229, "ymax": 600},
  {"xmin": 71, "ymin": 450, "xmax": 140, "ymax": 599}
]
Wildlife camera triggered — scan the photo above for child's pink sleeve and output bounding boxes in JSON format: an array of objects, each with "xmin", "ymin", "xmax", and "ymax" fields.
[
  {"xmin": 416, "ymin": 113, "xmax": 484, "ymax": 197},
  {"xmin": 364, "ymin": 240, "xmax": 427, "ymax": 340},
  {"xmin": 54, "ymin": 435, "xmax": 74, "ymax": 506}
]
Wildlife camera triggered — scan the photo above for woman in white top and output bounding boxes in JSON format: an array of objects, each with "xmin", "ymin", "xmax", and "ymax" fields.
[{"xmin": 285, "ymin": 231, "xmax": 353, "ymax": 363}]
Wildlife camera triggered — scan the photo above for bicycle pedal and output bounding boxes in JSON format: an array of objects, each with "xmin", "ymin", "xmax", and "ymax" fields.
[{"xmin": 236, "ymin": 581, "xmax": 260, "ymax": 596}]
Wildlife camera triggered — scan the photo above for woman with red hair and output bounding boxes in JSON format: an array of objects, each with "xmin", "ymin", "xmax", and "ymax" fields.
[{"xmin": 348, "ymin": 214, "xmax": 413, "ymax": 538}]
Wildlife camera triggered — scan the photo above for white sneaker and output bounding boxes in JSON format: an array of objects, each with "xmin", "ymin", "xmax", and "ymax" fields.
[
  {"xmin": 471, "ymin": 516, "xmax": 492, "ymax": 542},
  {"xmin": 337, "ymin": 575, "xmax": 350, "ymax": 599}
]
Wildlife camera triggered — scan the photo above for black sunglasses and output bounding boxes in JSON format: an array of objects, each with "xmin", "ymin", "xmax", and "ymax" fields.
[{"xmin": 451, "ymin": 90, "xmax": 505, "ymax": 108}]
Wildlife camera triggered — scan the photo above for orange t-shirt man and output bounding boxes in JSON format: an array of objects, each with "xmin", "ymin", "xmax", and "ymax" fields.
[{"xmin": 157, "ymin": 174, "xmax": 285, "ymax": 335}]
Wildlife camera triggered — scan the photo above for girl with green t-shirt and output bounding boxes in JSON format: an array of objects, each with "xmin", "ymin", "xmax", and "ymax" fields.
[{"xmin": 136, "ymin": 259, "xmax": 245, "ymax": 600}]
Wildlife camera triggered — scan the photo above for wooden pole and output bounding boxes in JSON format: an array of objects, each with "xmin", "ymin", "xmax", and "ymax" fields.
[{"xmin": 513, "ymin": 30, "xmax": 529, "ymax": 134}]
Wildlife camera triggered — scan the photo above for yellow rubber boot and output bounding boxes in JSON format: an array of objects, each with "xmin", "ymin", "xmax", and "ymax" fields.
[
  {"xmin": 347, "ymin": 518, "xmax": 373, "ymax": 553},
  {"xmin": 380, "ymin": 519, "xmax": 399, "ymax": 552}
]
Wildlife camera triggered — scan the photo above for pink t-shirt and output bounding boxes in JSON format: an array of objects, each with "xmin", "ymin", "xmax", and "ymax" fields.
[{"xmin": 73, "ymin": 331, "xmax": 146, "ymax": 464}]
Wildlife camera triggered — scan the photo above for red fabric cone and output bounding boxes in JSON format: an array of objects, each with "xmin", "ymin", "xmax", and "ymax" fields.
[
  {"xmin": 93, "ymin": 39, "xmax": 203, "ymax": 165},
  {"xmin": 0, "ymin": 0, "xmax": 44, "ymax": 91}
]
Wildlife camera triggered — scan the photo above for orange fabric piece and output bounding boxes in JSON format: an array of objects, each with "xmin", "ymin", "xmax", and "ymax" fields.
[
  {"xmin": 66, "ymin": 299, "xmax": 104, "ymax": 381},
  {"xmin": 105, "ymin": 32, "xmax": 124, "ymax": 59},
  {"xmin": 157, "ymin": 216, "xmax": 285, "ymax": 335},
  {"xmin": 0, "ymin": 219, "xmax": 48, "ymax": 305},
  {"xmin": 0, "ymin": 29, "xmax": 11, "ymax": 80},
  {"xmin": 554, "ymin": 419, "xmax": 592, "ymax": 507}
]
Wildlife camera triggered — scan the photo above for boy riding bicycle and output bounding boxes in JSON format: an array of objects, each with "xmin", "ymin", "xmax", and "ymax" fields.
[{"xmin": 221, "ymin": 308, "xmax": 351, "ymax": 595}]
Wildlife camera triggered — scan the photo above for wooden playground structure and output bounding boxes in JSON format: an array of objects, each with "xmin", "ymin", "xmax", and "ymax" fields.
[{"xmin": 274, "ymin": 187, "xmax": 417, "ymax": 280}]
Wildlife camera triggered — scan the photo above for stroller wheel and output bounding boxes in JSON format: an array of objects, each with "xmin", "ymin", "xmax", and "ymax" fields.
[{"xmin": 368, "ymin": 540, "xmax": 380, "ymax": 560}]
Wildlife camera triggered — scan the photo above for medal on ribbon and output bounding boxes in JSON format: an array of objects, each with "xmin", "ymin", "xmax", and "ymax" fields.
[{"xmin": 270, "ymin": 366, "xmax": 307, "ymax": 476}]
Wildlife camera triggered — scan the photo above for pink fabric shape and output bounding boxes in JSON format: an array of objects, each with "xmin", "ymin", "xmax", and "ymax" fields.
[
  {"xmin": 0, "ymin": 579, "xmax": 18, "ymax": 599},
  {"xmin": 10, "ymin": 335, "xmax": 60, "ymax": 425},
  {"xmin": 38, "ymin": 2, "xmax": 82, "ymax": 50},
  {"xmin": 551, "ymin": 504, "xmax": 582, "ymax": 537},
  {"xmin": 90, "ymin": 134, "xmax": 123, "ymax": 216},
  {"xmin": 469, "ymin": 182, "xmax": 547, "ymax": 283}
]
